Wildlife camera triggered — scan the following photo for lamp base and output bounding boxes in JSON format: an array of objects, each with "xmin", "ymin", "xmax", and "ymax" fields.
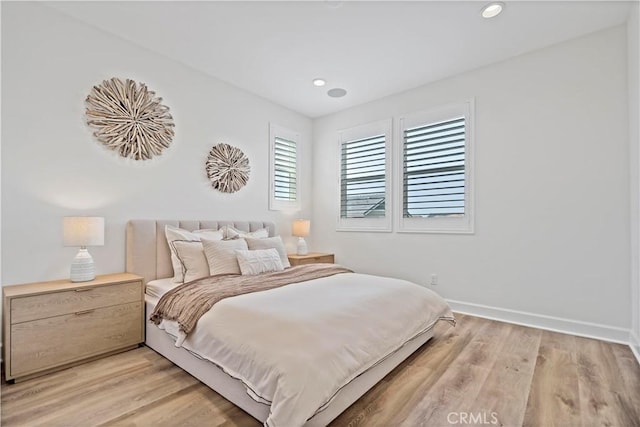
[
  {"xmin": 70, "ymin": 247, "xmax": 96, "ymax": 282},
  {"xmin": 296, "ymin": 237, "xmax": 308, "ymax": 255}
]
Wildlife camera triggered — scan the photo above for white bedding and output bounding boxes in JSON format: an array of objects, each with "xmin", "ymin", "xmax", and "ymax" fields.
[
  {"xmin": 156, "ymin": 271, "xmax": 453, "ymax": 427},
  {"xmin": 145, "ymin": 277, "xmax": 177, "ymax": 299}
]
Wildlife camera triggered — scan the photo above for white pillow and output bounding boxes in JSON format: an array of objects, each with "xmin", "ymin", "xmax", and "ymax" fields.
[
  {"xmin": 171, "ymin": 240, "xmax": 210, "ymax": 283},
  {"xmin": 202, "ymin": 238, "xmax": 249, "ymax": 275},
  {"xmin": 223, "ymin": 225, "xmax": 269, "ymax": 240},
  {"xmin": 165, "ymin": 225, "xmax": 224, "ymax": 283},
  {"xmin": 245, "ymin": 236, "xmax": 291, "ymax": 268},
  {"xmin": 236, "ymin": 248, "xmax": 284, "ymax": 276}
]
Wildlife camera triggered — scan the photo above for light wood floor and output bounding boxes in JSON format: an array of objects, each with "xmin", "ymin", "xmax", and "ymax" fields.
[{"xmin": 2, "ymin": 314, "xmax": 639, "ymax": 426}]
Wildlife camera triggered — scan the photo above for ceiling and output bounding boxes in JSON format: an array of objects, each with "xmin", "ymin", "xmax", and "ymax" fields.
[{"xmin": 46, "ymin": 1, "xmax": 633, "ymax": 118}]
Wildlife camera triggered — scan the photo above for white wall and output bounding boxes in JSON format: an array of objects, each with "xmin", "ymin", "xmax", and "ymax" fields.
[
  {"xmin": 1, "ymin": 2, "xmax": 312, "ymax": 286},
  {"xmin": 2, "ymin": 3, "xmax": 637, "ymax": 349},
  {"xmin": 313, "ymin": 26, "xmax": 630, "ymax": 338},
  {"xmin": 629, "ymin": 3, "xmax": 640, "ymax": 356}
]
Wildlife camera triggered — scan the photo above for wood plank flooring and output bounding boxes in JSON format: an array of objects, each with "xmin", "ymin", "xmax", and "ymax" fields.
[{"xmin": 2, "ymin": 314, "xmax": 639, "ymax": 426}]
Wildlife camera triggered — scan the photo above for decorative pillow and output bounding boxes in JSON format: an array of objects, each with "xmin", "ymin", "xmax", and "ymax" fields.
[
  {"xmin": 235, "ymin": 248, "xmax": 284, "ymax": 276},
  {"xmin": 165, "ymin": 225, "xmax": 224, "ymax": 283},
  {"xmin": 245, "ymin": 236, "xmax": 291, "ymax": 268},
  {"xmin": 202, "ymin": 238, "xmax": 249, "ymax": 275},
  {"xmin": 171, "ymin": 240, "xmax": 210, "ymax": 283},
  {"xmin": 223, "ymin": 225, "xmax": 269, "ymax": 240}
]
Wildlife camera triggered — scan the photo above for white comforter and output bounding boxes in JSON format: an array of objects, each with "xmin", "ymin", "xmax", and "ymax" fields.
[{"xmin": 160, "ymin": 272, "xmax": 453, "ymax": 427}]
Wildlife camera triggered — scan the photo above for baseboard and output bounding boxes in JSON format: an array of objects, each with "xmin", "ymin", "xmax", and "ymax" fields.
[
  {"xmin": 630, "ymin": 330, "xmax": 640, "ymax": 365},
  {"xmin": 447, "ymin": 299, "xmax": 630, "ymax": 345}
]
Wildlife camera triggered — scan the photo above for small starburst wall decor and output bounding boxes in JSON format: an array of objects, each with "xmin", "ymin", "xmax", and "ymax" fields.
[
  {"xmin": 85, "ymin": 77, "xmax": 175, "ymax": 160},
  {"xmin": 206, "ymin": 143, "xmax": 251, "ymax": 193}
]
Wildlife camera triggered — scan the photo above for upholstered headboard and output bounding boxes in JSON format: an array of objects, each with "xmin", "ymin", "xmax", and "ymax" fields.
[{"xmin": 126, "ymin": 220, "xmax": 276, "ymax": 284}]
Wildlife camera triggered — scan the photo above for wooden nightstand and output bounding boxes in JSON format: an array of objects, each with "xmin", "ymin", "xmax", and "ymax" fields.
[
  {"xmin": 3, "ymin": 273, "xmax": 144, "ymax": 382},
  {"xmin": 288, "ymin": 253, "xmax": 335, "ymax": 266}
]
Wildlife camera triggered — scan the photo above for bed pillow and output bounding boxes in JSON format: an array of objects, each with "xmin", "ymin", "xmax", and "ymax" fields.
[
  {"xmin": 171, "ymin": 240, "xmax": 210, "ymax": 283},
  {"xmin": 223, "ymin": 225, "xmax": 269, "ymax": 240},
  {"xmin": 245, "ymin": 236, "xmax": 291, "ymax": 268},
  {"xmin": 202, "ymin": 238, "xmax": 249, "ymax": 275},
  {"xmin": 165, "ymin": 225, "xmax": 224, "ymax": 283},
  {"xmin": 236, "ymin": 248, "xmax": 284, "ymax": 276}
]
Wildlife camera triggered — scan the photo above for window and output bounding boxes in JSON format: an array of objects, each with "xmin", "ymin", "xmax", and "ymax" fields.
[
  {"xmin": 337, "ymin": 119, "xmax": 392, "ymax": 231},
  {"xmin": 397, "ymin": 101, "xmax": 474, "ymax": 233},
  {"xmin": 269, "ymin": 123, "xmax": 300, "ymax": 211}
]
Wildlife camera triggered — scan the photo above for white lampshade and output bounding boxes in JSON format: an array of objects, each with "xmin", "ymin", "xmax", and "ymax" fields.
[
  {"xmin": 63, "ymin": 217, "xmax": 105, "ymax": 247},
  {"xmin": 292, "ymin": 219, "xmax": 310, "ymax": 237}
]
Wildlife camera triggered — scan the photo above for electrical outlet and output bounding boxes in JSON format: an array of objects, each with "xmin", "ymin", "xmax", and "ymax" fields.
[{"xmin": 430, "ymin": 274, "xmax": 438, "ymax": 286}]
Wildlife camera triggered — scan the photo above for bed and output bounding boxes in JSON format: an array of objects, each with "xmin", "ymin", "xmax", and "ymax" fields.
[{"xmin": 126, "ymin": 219, "xmax": 454, "ymax": 426}]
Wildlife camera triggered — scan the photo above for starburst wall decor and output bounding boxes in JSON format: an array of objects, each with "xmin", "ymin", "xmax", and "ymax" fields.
[
  {"xmin": 86, "ymin": 77, "xmax": 175, "ymax": 160},
  {"xmin": 206, "ymin": 143, "xmax": 250, "ymax": 193}
]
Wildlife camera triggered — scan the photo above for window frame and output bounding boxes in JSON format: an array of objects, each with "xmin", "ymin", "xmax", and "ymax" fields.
[
  {"xmin": 269, "ymin": 123, "xmax": 301, "ymax": 211},
  {"xmin": 395, "ymin": 100, "xmax": 475, "ymax": 234},
  {"xmin": 337, "ymin": 119, "xmax": 393, "ymax": 232}
]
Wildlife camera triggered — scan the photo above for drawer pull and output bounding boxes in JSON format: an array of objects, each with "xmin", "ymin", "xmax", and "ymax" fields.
[
  {"xmin": 75, "ymin": 289, "xmax": 92, "ymax": 292},
  {"xmin": 74, "ymin": 309, "xmax": 95, "ymax": 316}
]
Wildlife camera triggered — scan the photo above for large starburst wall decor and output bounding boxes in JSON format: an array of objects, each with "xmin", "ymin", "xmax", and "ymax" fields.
[
  {"xmin": 206, "ymin": 143, "xmax": 251, "ymax": 193},
  {"xmin": 86, "ymin": 77, "xmax": 175, "ymax": 160}
]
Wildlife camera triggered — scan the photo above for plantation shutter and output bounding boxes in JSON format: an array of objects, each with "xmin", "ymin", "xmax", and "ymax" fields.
[
  {"xmin": 403, "ymin": 117, "xmax": 466, "ymax": 218},
  {"xmin": 273, "ymin": 136, "xmax": 297, "ymax": 201},
  {"xmin": 340, "ymin": 134, "xmax": 386, "ymax": 218}
]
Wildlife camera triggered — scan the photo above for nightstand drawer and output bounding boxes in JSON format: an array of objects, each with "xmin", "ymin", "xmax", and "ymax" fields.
[
  {"xmin": 10, "ymin": 301, "xmax": 143, "ymax": 378},
  {"xmin": 10, "ymin": 281, "xmax": 141, "ymax": 324}
]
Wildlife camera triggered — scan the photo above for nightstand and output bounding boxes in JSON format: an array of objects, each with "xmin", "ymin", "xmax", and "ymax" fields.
[
  {"xmin": 3, "ymin": 273, "xmax": 144, "ymax": 382},
  {"xmin": 288, "ymin": 253, "xmax": 335, "ymax": 266}
]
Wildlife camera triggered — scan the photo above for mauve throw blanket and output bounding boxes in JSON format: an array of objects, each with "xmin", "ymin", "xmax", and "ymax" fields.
[{"xmin": 150, "ymin": 264, "xmax": 353, "ymax": 334}]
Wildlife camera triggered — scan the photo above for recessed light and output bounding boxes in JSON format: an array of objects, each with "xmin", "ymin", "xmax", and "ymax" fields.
[
  {"xmin": 327, "ymin": 88, "xmax": 347, "ymax": 98},
  {"xmin": 481, "ymin": 2, "xmax": 504, "ymax": 18},
  {"xmin": 312, "ymin": 78, "xmax": 326, "ymax": 87}
]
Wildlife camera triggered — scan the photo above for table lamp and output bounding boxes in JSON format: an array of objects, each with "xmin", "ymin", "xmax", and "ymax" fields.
[
  {"xmin": 63, "ymin": 216, "xmax": 105, "ymax": 282},
  {"xmin": 292, "ymin": 219, "xmax": 310, "ymax": 255}
]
